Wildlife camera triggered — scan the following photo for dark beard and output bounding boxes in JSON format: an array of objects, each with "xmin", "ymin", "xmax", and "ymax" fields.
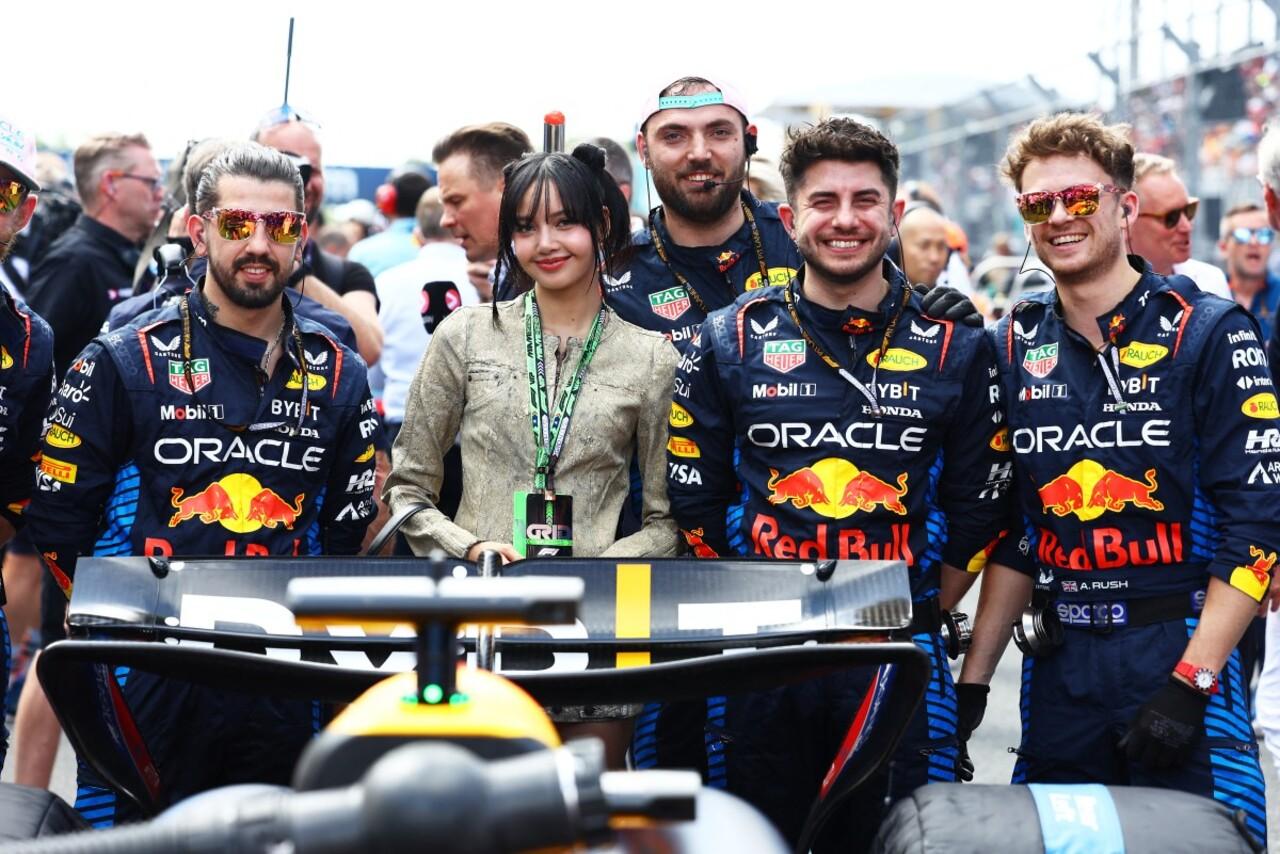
[
  {"xmin": 207, "ymin": 253, "xmax": 287, "ymax": 309},
  {"xmin": 652, "ymin": 164, "xmax": 741, "ymax": 225},
  {"xmin": 797, "ymin": 229, "xmax": 892, "ymax": 287}
]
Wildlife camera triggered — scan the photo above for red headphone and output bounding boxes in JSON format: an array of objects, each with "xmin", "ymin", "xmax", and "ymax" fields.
[{"xmin": 375, "ymin": 183, "xmax": 398, "ymax": 218}]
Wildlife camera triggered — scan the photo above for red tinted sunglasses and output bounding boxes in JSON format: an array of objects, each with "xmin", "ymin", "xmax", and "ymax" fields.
[
  {"xmin": 1015, "ymin": 183, "xmax": 1123, "ymax": 224},
  {"xmin": 203, "ymin": 208, "xmax": 305, "ymax": 244}
]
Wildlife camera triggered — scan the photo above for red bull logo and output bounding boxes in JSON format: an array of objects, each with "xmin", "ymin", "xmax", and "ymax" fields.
[
  {"xmin": 765, "ymin": 458, "xmax": 908, "ymax": 518},
  {"xmin": 843, "ymin": 317, "xmax": 874, "ymax": 335},
  {"xmin": 1037, "ymin": 523, "xmax": 1183, "ymax": 571},
  {"xmin": 1231, "ymin": 545, "xmax": 1277, "ymax": 600},
  {"xmin": 681, "ymin": 527, "xmax": 719, "ymax": 558},
  {"xmin": 169, "ymin": 473, "xmax": 306, "ymax": 532},
  {"xmin": 751, "ymin": 513, "xmax": 914, "ymax": 562},
  {"xmin": 1036, "ymin": 460, "xmax": 1162, "ymax": 521},
  {"xmin": 967, "ymin": 533, "xmax": 1005, "ymax": 573},
  {"xmin": 766, "ymin": 467, "xmax": 830, "ymax": 509},
  {"xmin": 1107, "ymin": 313, "xmax": 1125, "ymax": 343},
  {"xmin": 246, "ymin": 489, "xmax": 304, "ymax": 529},
  {"xmin": 715, "ymin": 250, "xmax": 739, "ymax": 272},
  {"xmin": 169, "ymin": 483, "xmax": 237, "ymax": 526}
]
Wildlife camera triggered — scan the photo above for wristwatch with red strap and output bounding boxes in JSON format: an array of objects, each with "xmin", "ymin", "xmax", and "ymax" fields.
[{"xmin": 1174, "ymin": 661, "xmax": 1219, "ymax": 695}]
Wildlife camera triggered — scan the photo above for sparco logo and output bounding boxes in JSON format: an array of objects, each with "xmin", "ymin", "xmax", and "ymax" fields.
[{"xmin": 1056, "ymin": 601, "xmax": 1129, "ymax": 626}]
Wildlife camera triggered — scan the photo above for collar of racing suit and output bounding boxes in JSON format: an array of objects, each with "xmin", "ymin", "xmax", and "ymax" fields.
[
  {"xmin": 791, "ymin": 260, "xmax": 909, "ymax": 356},
  {"xmin": 0, "ymin": 287, "xmax": 30, "ymax": 366},
  {"xmin": 187, "ymin": 280, "xmax": 303, "ymax": 376},
  {"xmin": 1046, "ymin": 254, "xmax": 1156, "ymax": 344},
  {"xmin": 653, "ymin": 190, "xmax": 766, "ymax": 273}
]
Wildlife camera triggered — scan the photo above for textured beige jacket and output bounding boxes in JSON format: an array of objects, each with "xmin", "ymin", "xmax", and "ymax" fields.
[{"xmin": 385, "ymin": 299, "xmax": 680, "ymax": 558}]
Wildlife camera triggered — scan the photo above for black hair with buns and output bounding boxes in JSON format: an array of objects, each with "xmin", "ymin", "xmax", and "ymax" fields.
[{"xmin": 495, "ymin": 144, "xmax": 632, "ymax": 314}]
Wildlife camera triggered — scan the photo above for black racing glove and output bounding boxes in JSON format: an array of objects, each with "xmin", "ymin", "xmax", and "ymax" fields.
[
  {"xmin": 1119, "ymin": 677, "xmax": 1210, "ymax": 770},
  {"xmin": 916, "ymin": 284, "xmax": 983, "ymax": 327},
  {"xmin": 954, "ymin": 682, "xmax": 989, "ymax": 782}
]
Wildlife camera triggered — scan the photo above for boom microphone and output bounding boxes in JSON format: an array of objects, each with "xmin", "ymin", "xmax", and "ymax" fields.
[{"xmin": 701, "ymin": 177, "xmax": 747, "ymax": 190}]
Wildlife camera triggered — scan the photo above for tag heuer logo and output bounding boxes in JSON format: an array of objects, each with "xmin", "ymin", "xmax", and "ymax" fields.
[
  {"xmin": 1022, "ymin": 343, "xmax": 1058, "ymax": 378},
  {"xmin": 168, "ymin": 358, "xmax": 211, "ymax": 394},
  {"xmin": 762, "ymin": 339, "xmax": 806, "ymax": 374},
  {"xmin": 648, "ymin": 286, "xmax": 690, "ymax": 321}
]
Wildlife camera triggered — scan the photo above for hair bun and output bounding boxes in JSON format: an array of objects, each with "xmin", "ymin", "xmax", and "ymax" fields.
[{"xmin": 571, "ymin": 143, "xmax": 607, "ymax": 175}]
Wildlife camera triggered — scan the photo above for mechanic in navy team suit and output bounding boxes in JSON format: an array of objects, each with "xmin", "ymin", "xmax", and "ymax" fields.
[
  {"xmin": 645, "ymin": 118, "xmax": 1015, "ymax": 850},
  {"xmin": 605, "ymin": 75, "xmax": 801, "ymax": 352},
  {"xmin": 0, "ymin": 117, "xmax": 55, "ymax": 774},
  {"xmin": 958, "ymin": 113, "xmax": 1275, "ymax": 844},
  {"xmin": 24, "ymin": 142, "xmax": 380, "ymax": 827},
  {"xmin": 105, "ymin": 138, "xmax": 356, "ymax": 352}
]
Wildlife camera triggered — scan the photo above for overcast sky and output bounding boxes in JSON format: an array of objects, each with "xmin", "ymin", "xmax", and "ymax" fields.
[{"xmin": 8, "ymin": 0, "xmax": 1268, "ymax": 166}]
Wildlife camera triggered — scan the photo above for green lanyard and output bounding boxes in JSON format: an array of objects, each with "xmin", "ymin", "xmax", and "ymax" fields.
[{"xmin": 524, "ymin": 289, "xmax": 606, "ymax": 496}]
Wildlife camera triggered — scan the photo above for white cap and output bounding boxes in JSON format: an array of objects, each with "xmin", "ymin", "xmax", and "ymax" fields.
[
  {"xmin": 0, "ymin": 116, "xmax": 40, "ymax": 191},
  {"xmin": 638, "ymin": 76, "xmax": 751, "ymax": 132}
]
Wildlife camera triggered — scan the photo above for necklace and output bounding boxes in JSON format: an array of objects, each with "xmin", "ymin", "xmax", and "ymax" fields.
[{"xmin": 258, "ymin": 322, "xmax": 287, "ymax": 381}]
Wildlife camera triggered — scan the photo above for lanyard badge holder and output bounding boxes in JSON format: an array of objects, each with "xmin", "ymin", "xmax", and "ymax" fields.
[{"xmin": 514, "ymin": 291, "xmax": 605, "ymax": 558}]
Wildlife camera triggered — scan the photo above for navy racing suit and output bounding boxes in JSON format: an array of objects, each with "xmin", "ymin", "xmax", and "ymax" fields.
[
  {"xmin": 0, "ymin": 290, "xmax": 54, "ymax": 772},
  {"xmin": 606, "ymin": 191, "xmax": 800, "ymax": 353},
  {"xmin": 106, "ymin": 255, "xmax": 357, "ymax": 353},
  {"xmin": 640, "ymin": 264, "xmax": 1014, "ymax": 847},
  {"xmin": 994, "ymin": 260, "xmax": 1277, "ymax": 844},
  {"xmin": 606, "ymin": 191, "xmax": 801, "ymax": 533},
  {"xmin": 24, "ymin": 286, "xmax": 380, "ymax": 825}
]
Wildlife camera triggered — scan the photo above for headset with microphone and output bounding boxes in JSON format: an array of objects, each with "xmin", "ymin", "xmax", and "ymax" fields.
[{"xmin": 696, "ymin": 127, "xmax": 758, "ymax": 190}]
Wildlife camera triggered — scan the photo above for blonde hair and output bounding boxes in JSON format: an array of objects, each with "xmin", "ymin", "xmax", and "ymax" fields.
[
  {"xmin": 73, "ymin": 132, "xmax": 150, "ymax": 205},
  {"xmin": 1133, "ymin": 152, "xmax": 1177, "ymax": 183},
  {"xmin": 1001, "ymin": 113, "xmax": 1134, "ymax": 191}
]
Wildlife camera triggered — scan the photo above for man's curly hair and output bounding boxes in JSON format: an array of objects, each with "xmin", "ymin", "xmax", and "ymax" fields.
[
  {"xmin": 1001, "ymin": 112, "xmax": 1134, "ymax": 191},
  {"xmin": 780, "ymin": 118, "xmax": 900, "ymax": 204}
]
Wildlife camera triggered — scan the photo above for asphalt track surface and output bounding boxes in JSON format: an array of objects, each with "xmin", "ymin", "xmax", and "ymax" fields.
[
  {"xmin": 5, "ymin": 589, "xmax": 1278, "ymax": 849},
  {"xmin": 949, "ymin": 585, "xmax": 1280, "ymax": 852}
]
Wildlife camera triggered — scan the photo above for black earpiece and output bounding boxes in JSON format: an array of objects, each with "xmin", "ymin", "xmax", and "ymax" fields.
[
  {"xmin": 745, "ymin": 130, "xmax": 758, "ymax": 158},
  {"xmin": 1122, "ymin": 205, "xmax": 1132, "ymax": 217}
]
